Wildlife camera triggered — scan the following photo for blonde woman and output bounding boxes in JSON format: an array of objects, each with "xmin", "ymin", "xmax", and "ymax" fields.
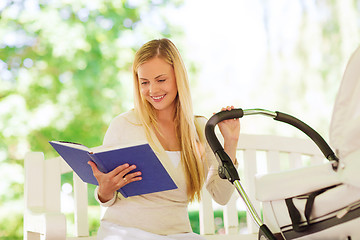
[{"xmin": 89, "ymin": 38, "xmax": 240, "ymax": 240}]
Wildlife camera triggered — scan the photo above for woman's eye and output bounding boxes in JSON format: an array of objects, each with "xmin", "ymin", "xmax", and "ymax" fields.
[
  {"xmin": 158, "ymin": 79, "xmax": 166, "ymax": 82},
  {"xmin": 141, "ymin": 81, "xmax": 148, "ymax": 85}
]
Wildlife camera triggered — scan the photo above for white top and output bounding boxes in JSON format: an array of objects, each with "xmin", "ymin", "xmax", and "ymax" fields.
[{"xmin": 165, "ymin": 151, "xmax": 181, "ymax": 167}]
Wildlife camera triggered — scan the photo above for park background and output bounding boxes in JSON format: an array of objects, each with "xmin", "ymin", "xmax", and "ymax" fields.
[{"xmin": 1, "ymin": 0, "xmax": 359, "ymax": 238}]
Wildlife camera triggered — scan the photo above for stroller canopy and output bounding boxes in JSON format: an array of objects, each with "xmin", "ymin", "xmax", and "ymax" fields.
[
  {"xmin": 329, "ymin": 45, "xmax": 360, "ymax": 189},
  {"xmin": 329, "ymin": 45, "xmax": 360, "ymax": 160}
]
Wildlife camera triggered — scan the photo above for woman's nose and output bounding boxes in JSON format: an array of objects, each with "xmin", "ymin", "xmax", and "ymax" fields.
[{"xmin": 149, "ymin": 83, "xmax": 158, "ymax": 94}]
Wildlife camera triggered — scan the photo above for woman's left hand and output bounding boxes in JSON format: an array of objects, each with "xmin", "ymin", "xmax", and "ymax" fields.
[
  {"xmin": 217, "ymin": 106, "xmax": 240, "ymax": 164},
  {"xmin": 218, "ymin": 106, "xmax": 240, "ymax": 143}
]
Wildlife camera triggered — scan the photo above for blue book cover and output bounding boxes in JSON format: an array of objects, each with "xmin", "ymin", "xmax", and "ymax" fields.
[{"xmin": 49, "ymin": 141, "xmax": 178, "ymax": 198}]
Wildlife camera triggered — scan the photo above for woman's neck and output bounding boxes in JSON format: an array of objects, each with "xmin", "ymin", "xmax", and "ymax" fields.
[
  {"xmin": 153, "ymin": 107, "xmax": 180, "ymax": 151},
  {"xmin": 156, "ymin": 107, "xmax": 176, "ymax": 123}
]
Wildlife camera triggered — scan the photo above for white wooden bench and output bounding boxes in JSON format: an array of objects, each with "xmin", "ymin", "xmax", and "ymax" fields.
[{"xmin": 23, "ymin": 133, "xmax": 324, "ymax": 240}]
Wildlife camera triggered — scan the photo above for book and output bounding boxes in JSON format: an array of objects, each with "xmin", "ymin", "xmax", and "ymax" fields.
[{"xmin": 49, "ymin": 141, "xmax": 178, "ymax": 198}]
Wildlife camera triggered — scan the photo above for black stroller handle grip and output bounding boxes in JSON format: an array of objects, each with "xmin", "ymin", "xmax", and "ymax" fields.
[
  {"xmin": 205, "ymin": 108, "xmax": 244, "ymax": 154},
  {"xmin": 274, "ymin": 111, "xmax": 339, "ymax": 163}
]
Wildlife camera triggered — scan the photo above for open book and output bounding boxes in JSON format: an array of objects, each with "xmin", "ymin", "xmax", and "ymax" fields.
[{"xmin": 49, "ymin": 141, "xmax": 177, "ymax": 198}]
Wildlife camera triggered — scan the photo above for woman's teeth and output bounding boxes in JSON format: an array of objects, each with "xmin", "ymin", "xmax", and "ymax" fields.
[{"xmin": 152, "ymin": 95, "xmax": 165, "ymax": 100}]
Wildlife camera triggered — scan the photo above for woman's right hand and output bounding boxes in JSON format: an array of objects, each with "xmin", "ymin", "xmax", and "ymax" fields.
[{"xmin": 88, "ymin": 161, "xmax": 142, "ymax": 203}]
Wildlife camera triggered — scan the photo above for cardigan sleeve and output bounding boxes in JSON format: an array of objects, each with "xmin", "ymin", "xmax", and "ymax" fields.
[
  {"xmin": 196, "ymin": 116, "xmax": 236, "ymax": 205},
  {"xmin": 204, "ymin": 140, "xmax": 236, "ymax": 205},
  {"xmin": 94, "ymin": 186, "xmax": 117, "ymax": 207}
]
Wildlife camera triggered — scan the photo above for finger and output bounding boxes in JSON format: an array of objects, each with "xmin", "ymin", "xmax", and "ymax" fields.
[
  {"xmin": 221, "ymin": 106, "xmax": 232, "ymax": 112},
  {"xmin": 119, "ymin": 165, "xmax": 138, "ymax": 178},
  {"xmin": 109, "ymin": 163, "xmax": 130, "ymax": 177},
  {"xmin": 88, "ymin": 161, "xmax": 102, "ymax": 176},
  {"xmin": 126, "ymin": 176, "xmax": 142, "ymax": 183},
  {"xmin": 123, "ymin": 172, "xmax": 142, "ymax": 185},
  {"xmin": 112, "ymin": 164, "xmax": 137, "ymax": 183},
  {"xmin": 124, "ymin": 171, "xmax": 142, "ymax": 180}
]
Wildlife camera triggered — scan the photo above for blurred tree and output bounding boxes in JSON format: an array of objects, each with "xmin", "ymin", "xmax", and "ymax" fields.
[{"xmin": 0, "ymin": 0, "xmax": 183, "ymax": 238}]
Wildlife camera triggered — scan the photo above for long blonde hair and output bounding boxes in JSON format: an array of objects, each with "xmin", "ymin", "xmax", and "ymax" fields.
[{"xmin": 132, "ymin": 39, "xmax": 205, "ymax": 202}]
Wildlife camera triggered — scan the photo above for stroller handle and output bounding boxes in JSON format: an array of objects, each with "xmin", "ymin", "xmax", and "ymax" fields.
[{"xmin": 205, "ymin": 108, "xmax": 339, "ymax": 168}]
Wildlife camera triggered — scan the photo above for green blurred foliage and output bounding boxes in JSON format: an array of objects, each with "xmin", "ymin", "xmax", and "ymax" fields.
[{"xmin": 0, "ymin": 0, "xmax": 183, "ymax": 238}]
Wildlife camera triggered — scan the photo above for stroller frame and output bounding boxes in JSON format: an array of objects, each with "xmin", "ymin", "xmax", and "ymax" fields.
[{"xmin": 205, "ymin": 108, "xmax": 340, "ymax": 240}]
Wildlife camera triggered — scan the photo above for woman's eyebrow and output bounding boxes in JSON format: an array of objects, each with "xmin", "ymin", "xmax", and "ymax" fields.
[
  {"xmin": 139, "ymin": 74, "xmax": 167, "ymax": 81},
  {"xmin": 154, "ymin": 74, "xmax": 166, "ymax": 79}
]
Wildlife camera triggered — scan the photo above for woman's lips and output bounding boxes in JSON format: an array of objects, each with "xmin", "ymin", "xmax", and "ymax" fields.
[{"xmin": 151, "ymin": 94, "xmax": 165, "ymax": 102}]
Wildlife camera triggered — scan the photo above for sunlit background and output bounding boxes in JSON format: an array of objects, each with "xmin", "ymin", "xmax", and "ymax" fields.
[{"xmin": 1, "ymin": 0, "xmax": 359, "ymax": 238}]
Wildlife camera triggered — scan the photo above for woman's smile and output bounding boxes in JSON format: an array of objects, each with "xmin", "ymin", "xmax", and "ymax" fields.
[{"xmin": 151, "ymin": 94, "xmax": 166, "ymax": 102}]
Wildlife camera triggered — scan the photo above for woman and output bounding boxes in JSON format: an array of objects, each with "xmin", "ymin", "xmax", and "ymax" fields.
[{"xmin": 88, "ymin": 38, "xmax": 240, "ymax": 240}]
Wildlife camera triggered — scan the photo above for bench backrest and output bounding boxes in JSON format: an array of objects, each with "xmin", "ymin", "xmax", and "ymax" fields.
[{"xmin": 24, "ymin": 133, "xmax": 324, "ymax": 239}]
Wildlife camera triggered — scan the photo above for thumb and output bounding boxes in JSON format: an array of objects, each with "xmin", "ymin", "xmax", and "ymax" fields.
[{"xmin": 88, "ymin": 161, "xmax": 101, "ymax": 175}]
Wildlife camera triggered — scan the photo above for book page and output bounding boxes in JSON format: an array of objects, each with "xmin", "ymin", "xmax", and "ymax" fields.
[
  {"xmin": 89, "ymin": 140, "xmax": 148, "ymax": 153},
  {"xmin": 50, "ymin": 141, "xmax": 90, "ymax": 152}
]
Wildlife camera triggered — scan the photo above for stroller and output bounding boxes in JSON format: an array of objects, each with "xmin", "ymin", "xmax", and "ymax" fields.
[{"xmin": 205, "ymin": 46, "xmax": 360, "ymax": 240}]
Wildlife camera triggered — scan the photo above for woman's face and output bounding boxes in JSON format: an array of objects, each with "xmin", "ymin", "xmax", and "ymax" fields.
[{"xmin": 137, "ymin": 57, "xmax": 178, "ymax": 115}]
